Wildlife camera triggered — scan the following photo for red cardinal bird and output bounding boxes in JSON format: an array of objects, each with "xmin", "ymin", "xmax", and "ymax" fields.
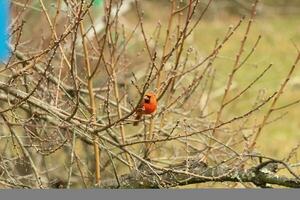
[{"xmin": 133, "ymin": 92, "xmax": 157, "ymax": 126}]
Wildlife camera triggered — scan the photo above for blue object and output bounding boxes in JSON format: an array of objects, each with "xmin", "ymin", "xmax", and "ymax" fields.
[{"xmin": 0, "ymin": 1, "xmax": 10, "ymax": 61}]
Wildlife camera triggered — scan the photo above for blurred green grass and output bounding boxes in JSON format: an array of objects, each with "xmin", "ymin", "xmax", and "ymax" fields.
[
  {"xmin": 131, "ymin": 1, "xmax": 300, "ymax": 160},
  {"xmin": 192, "ymin": 15, "xmax": 300, "ymax": 158}
]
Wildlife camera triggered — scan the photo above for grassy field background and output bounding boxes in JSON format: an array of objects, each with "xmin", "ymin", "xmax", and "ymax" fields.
[
  {"xmin": 194, "ymin": 15, "xmax": 300, "ymax": 158},
  {"xmin": 125, "ymin": 1, "xmax": 300, "ymax": 159}
]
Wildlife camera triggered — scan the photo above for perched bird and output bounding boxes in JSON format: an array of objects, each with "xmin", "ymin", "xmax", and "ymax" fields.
[{"xmin": 133, "ymin": 92, "xmax": 157, "ymax": 126}]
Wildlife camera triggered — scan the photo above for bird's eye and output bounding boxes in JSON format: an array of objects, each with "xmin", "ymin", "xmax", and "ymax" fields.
[{"xmin": 144, "ymin": 95, "xmax": 151, "ymax": 103}]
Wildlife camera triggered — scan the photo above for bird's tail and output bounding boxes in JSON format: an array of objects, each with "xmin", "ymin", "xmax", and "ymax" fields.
[{"xmin": 133, "ymin": 113, "xmax": 142, "ymax": 126}]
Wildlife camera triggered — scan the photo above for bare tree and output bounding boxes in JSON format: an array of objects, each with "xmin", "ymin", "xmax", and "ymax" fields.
[{"xmin": 0, "ymin": 0, "xmax": 299, "ymax": 188}]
